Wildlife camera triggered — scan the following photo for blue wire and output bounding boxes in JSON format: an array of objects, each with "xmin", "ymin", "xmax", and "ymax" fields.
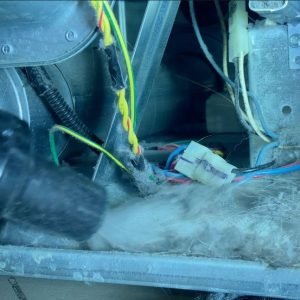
[
  {"xmin": 249, "ymin": 93, "xmax": 278, "ymax": 141},
  {"xmin": 152, "ymin": 165, "xmax": 188, "ymax": 179},
  {"xmin": 255, "ymin": 141, "xmax": 279, "ymax": 166},
  {"xmin": 165, "ymin": 145, "xmax": 188, "ymax": 170},
  {"xmin": 243, "ymin": 163, "xmax": 300, "ymax": 180},
  {"xmin": 248, "ymin": 93, "xmax": 279, "ymax": 167}
]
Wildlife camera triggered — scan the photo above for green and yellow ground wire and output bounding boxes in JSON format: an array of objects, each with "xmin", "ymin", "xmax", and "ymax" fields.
[
  {"xmin": 90, "ymin": 0, "xmax": 140, "ymax": 155},
  {"xmin": 102, "ymin": 1, "xmax": 136, "ymax": 127},
  {"xmin": 49, "ymin": 125, "xmax": 129, "ymax": 172}
]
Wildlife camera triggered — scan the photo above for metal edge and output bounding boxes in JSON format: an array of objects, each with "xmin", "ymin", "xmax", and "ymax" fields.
[{"xmin": 0, "ymin": 246, "xmax": 300, "ymax": 299}]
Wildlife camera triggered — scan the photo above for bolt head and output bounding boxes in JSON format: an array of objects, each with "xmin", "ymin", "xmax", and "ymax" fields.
[
  {"xmin": 65, "ymin": 31, "xmax": 77, "ymax": 42},
  {"xmin": 290, "ymin": 34, "xmax": 300, "ymax": 47},
  {"xmin": 1, "ymin": 44, "xmax": 12, "ymax": 55}
]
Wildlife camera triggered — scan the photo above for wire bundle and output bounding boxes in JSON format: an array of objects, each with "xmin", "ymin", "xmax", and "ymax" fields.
[
  {"xmin": 90, "ymin": 0, "xmax": 141, "ymax": 155},
  {"xmin": 48, "ymin": 1, "xmax": 300, "ymax": 185},
  {"xmin": 149, "ymin": 140, "xmax": 300, "ymax": 184},
  {"xmin": 234, "ymin": 161, "xmax": 300, "ymax": 182},
  {"xmin": 151, "ymin": 144, "xmax": 190, "ymax": 184},
  {"xmin": 189, "ymin": 0, "xmax": 280, "ymax": 167}
]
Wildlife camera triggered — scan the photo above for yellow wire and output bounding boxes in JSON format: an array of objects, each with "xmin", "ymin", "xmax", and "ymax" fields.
[
  {"xmin": 90, "ymin": 0, "xmax": 102, "ymax": 19},
  {"xmin": 91, "ymin": 0, "xmax": 135, "ymax": 124},
  {"xmin": 90, "ymin": 0, "xmax": 140, "ymax": 155},
  {"xmin": 91, "ymin": 1, "xmax": 113, "ymax": 46},
  {"xmin": 102, "ymin": 1, "xmax": 136, "ymax": 125},
  {"xmin": 212, "ymin": 149, "xmax": 224, "ymax": 157},
  {"xmin": 50, "ymin": 125, "xmax": 129, "ymax": 173},
  {"xmin": 102, "ymin": 12, "xmax": 114, "ymax": 46},
  {"xmin": 117, "ymin": 89, "xmax": 139, "ymax": 154}
]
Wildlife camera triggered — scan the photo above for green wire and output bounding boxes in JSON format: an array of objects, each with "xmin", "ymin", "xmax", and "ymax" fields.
[
  {"xmin": 49, "ymin": 125, "xmax": 129, "ymax": 173},
  {"xmin": 103, "ymin": 2, "xmax": 137, "ymax": 129},
  {"xmin": 49, "ymin": 130, "xmax": 60, "ymax": 167}
]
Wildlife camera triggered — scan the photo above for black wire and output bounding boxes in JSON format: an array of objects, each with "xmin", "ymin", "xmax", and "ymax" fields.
[
  {"xmin": 104, "ymin": 44, "xmax": 125, "ymax": 90},
  {"xmin": 232, "ymin": 160, "xmax": 275, "ymax": 175}
]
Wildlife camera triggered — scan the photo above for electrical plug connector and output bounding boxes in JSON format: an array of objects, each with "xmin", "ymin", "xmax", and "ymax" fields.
[
  {"xmin": 229, "ymin": 0, "xmax": 249, "ymax": 62},
  {"xmin": 175, "ymin": 141, "xmax": 237, "ymax": 186}
]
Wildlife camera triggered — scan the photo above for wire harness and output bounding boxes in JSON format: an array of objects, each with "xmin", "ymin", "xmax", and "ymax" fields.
[
  {"xmin": 23, "ymin": 67, "xmax": 103, "ymax": 145},
  {"xmin": 190, "ymin": 0, "xmax": 281, "ymax": 168}
]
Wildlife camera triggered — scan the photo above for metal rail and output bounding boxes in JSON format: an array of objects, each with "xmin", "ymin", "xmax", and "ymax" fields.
[{"xmin": 0, "ymin": 246, "xmax": 299, "ymax": 299}]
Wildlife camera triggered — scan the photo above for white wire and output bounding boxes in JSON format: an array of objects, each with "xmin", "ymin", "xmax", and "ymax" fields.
[
  {"xmin": 199, "ymin": 0, "xmax": 269, "ymax": 140},
  {"xmin": 239, "ymin": 53, "xmax": 271, "ymax": 143},
  {"xmin": 189, "ymin": 0, "xmax": 235, "ymax": 89},
  {"xmin": 213, "ymin": 0, "xmax": 235, "ymax": 103},
  {"xmin": 213, "ymin": 0, "xmax": 253, "ymax": 127}
]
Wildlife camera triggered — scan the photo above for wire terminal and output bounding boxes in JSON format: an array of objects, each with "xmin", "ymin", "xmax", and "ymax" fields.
[
  {"xmin": 229, "ymin": 0, "xmax": 249, "ymax": 62},
  {"xmin": 175, "ymin": 141, "xmax": 236, "ymax": 186}
]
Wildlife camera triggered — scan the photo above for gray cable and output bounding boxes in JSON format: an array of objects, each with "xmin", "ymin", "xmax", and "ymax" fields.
[{"xmin": 189, "ymin": 0, "xmax": 236, "ymax": 89}]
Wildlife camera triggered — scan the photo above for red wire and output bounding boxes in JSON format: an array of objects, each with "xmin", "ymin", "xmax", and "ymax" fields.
[{"xmin": 98, "ymin": 9, "xmax": 104, "ymax": 31}]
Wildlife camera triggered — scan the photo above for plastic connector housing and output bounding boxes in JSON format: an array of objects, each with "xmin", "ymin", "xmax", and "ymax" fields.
[
  {"xmin": 175, "ymin": 141, "xmax": 236, "ymax": 186},
  {"xmin": 229, "ymin": 0, "xmax": 249, "ymax": 62}
]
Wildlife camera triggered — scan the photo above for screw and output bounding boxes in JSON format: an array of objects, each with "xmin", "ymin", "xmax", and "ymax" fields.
[
  {"xmin": 65, "ymin": 30, "xmax": 77, "ymax": 42},
  {"xmin": 1, "ymin": 44, "xmax": 12, "ymax": 55},
  {"xmin": 289, "ymin": 34, "xmax": 300, "ymax": 47}
]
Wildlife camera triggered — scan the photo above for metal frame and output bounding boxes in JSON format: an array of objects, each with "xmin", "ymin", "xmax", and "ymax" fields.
[
  {"xmin": 1, "ymin": 246, "xmax": 300, "ymax": 299},
  {"xmin": 248, "ymin": 24, "xmax": 300, "ymax": 165},
  {"xmin": 288, "ymin": 23, "xmax": 300, "ymax": 69}
]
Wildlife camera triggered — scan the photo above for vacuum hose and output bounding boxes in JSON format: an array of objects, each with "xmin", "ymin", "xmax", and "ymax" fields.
[{"xmin": 0, "ymin": 110, "xmax": 106, "ymax": 241}]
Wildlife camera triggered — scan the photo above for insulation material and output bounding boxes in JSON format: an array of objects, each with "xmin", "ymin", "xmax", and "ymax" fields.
[{"xmin": 89, "ymin": 175, "xmax": 300, "ymax": 268}]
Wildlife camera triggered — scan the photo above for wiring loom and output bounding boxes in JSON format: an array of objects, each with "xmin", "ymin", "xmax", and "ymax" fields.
[
  {"xmin": 189, "ymin": 0, "xmax": 284, "ymax": 172},
  {"xmin": 49, "ymin": 1, "xmax": 300, "ymax": 186},
  {"xmin": 90, "ymin": 0, "xmax": 141, "ymax": 156},
  {"xmin": 189, "ymin": 0, "xmax": 273, "ymax": 143}
]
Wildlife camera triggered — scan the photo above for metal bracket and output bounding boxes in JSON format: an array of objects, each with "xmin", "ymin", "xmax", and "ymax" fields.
[
  {"xmin": 0, "ymin": 1, "xmax": 97, "ymax": 67},
  {"xmin": 288, "ymin": 23, "xmax": 300, "ymax": 69}
]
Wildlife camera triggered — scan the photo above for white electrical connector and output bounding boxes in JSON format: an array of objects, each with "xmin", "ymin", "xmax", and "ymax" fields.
[
  {"xmin": 175, "ymin": 141, "xmax": 237, "ymax": 186},
  {"xmin": 229, "ymin": 0, "xmax": 249, "ymax": 62}
]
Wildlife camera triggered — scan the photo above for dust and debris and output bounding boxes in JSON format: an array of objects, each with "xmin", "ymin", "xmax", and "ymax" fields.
[
  {"xmin": 32, "ymin": 253, "xmax": 53, "ymax": 265},
  {"xmin": 92, "ymin": 272, "xmax": 105, "ymax": 282},
  {"xmin": 73, "ymin": 272, "xmax": 84, "ymax": 281},
  {"xmin": 89, "ymin": 175, "xmax": 300, "ymax": 268},
  {"xmin": 206, "ymin": 294, "xmax": 239, "ymax": 300}
]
